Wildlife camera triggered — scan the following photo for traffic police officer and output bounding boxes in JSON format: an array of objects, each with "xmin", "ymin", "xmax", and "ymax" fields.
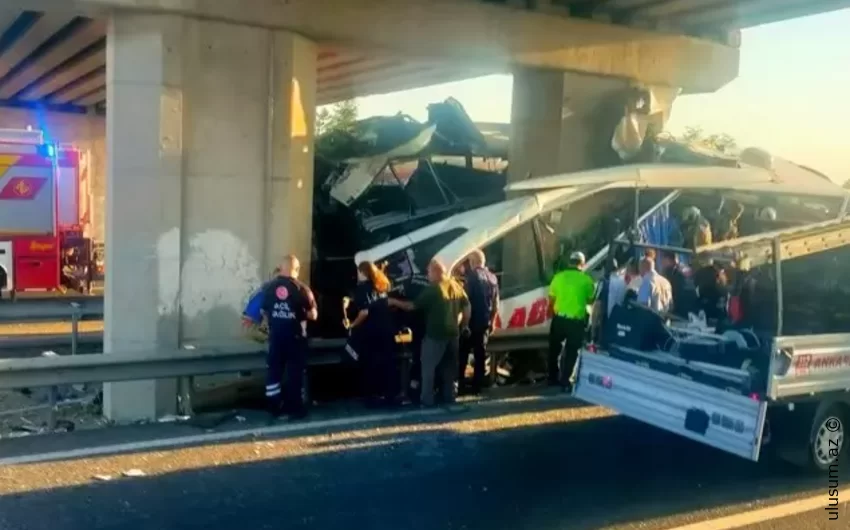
[
  {"xmin": 261, "ymin": 255, "xmax": 318, "ymax": 420},
  {"xmin": 458, "ymin": 249, "xmax": 500, "ymax": 395},
  {"xmin": 548, "ymin": 251, "xmax": 595, "ymax": 389}
]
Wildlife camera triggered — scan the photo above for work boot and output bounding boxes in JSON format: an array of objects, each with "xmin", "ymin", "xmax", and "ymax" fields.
[{"xmin": 266, "ymin": 400, "xmax": 283, "ymax": 423}]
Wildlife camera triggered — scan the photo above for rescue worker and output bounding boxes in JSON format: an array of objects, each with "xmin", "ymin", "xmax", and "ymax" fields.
[
  {"xmin": 458, "ymin": 249, "xmax": 500, "ymax": 395},
  {"xmin": 392, "ymin": 260, "xmax": 470, "ymax": 407},
  {"xmin": 680, "ymin": 206, "xmax": 713, "ymax": 250},
  {"xmin": 713, "ymin": 200, "xmax": 744, "ymax": 242},
  {"xmin": 345, "ymin": 261, "xmax": 398, "ymax": 407},
  {"xmin": 637, "ymin": 256, "xmax": 673, "ymax": 313},
  {"xmin": 547, "ymin": 251, "xmax": 595, "ymax": 389},
  {"xmin": 660, "ymin": 251, "xmax": 693, "ymax": 318},
  {"xmin": 260, "ymin": 255, "xmax": 317, "ymax": 420},
  {"xmin": 693, "ymin": 257, "xmax": 729, "ymax": 325}
]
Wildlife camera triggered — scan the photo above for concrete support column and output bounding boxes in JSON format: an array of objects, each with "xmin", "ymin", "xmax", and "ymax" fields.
[
  {"xmin": 264, "ymin": 32, "xmax": 317, "ymax": 279},
  {"xmin": 503, "ymin": 68, "xmax": 630, "ymax": 288},
  {"xmin": 104, "ymin": 13, "xmax": 316, "ymax": 422}
]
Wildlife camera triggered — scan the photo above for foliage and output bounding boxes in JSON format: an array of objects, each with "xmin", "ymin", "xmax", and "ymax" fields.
[
  {"xmin": 679, "ymin": 126, "xmax": 738, "ymax": 154},
  {"xmin": 316, "ymin": 100, "xmax": 359, "ymax": 137}
]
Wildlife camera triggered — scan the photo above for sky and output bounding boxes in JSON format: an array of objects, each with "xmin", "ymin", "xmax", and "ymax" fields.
[{"xmin": 353, "ymin": 8, "xmax": 850, "ymax": 182}]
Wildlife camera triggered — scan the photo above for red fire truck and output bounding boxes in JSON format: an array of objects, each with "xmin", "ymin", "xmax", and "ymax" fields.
[{"xmin": 0, "ymin": 128, "xmax": 93, "ymax": 299}]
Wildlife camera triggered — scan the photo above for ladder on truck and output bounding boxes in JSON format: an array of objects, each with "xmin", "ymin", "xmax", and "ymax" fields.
[{"xmin": 696, "ymin": 216, "xmax": 850, "ymax": 267}]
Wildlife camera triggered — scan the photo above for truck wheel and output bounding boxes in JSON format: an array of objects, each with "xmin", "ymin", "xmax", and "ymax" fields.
[{"xmin": 806, "ymin": 404, "xmax": 846, "ymax": 472}]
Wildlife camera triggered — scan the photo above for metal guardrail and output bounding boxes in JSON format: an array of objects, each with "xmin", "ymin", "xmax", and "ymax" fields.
[
  {"xmin": 0, "ymin": 296, "xmax": 103, "ymax": 323},
  {"xmin": 0, "ymin": 335, "xmax": 548, "ymax": 391}
]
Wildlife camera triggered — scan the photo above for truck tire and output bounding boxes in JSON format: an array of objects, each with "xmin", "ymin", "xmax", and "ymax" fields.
[{"xmin": 806, "ymin": 404, "xmax": 846, "ymax": 472}]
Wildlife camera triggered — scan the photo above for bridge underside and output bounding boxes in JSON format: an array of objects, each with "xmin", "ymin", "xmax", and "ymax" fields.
[
  {"xmin": 0, "ymin": 1, "xmax": 847, "ymax": 112},
  {"xmin": 0, "ymin": 11, "xmax": 498, "ymax": 113},
  {"xmin": 0, "ymin": 0, "xmax": 846, "ymax": 423}
]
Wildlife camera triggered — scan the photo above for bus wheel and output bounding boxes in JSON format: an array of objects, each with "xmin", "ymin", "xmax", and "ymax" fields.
[{"xmin": 807, "ymin": 404, "xmax": 846, "ymax": 472}]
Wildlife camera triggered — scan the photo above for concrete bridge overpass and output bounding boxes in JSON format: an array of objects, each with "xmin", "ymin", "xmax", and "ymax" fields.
[
  {"xmin": 1, "ymin": 0, "xmax": 848, "ymax": 112},
  {"xmin": 0, "ymin": 0, "xmax": 847, "ymax": 422}
]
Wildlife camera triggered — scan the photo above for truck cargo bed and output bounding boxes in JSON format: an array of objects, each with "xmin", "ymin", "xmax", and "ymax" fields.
[{"xmin": 574, "ymin": 350, "xmax": 768, "ymax": 461}]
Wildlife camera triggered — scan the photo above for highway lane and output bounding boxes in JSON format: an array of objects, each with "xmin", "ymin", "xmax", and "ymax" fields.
[
  {"xmin": 0, "ymin": 320, "xmax": 103, "ymax": 358},
  {"xmin": 0, "ymin": 391, "xmax": 847, "ymax": 530}
]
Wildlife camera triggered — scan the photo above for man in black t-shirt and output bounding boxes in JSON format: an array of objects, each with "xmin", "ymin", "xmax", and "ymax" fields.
[
  {"xmin": 660, "ymin": 251, "xmax": 695, "ymax": 318},
  {"xmin": 693, "ymin": 260, "xmax": 728, "ymax": 324},
  {"xmin": 261, "ymin": 255, "xmax": 318, "ymax": 419}
]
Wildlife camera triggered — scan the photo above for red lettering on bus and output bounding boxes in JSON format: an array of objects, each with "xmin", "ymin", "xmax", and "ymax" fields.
[
  {"xmin": 507, "ymin": 307, "xmax": 527, "ymax": 329},
  {"xmin": 526, "ymin": 297, "xmax": 548, "ymax": 327}
]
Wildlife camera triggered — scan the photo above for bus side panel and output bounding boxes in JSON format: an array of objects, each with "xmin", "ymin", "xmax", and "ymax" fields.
[{"xmin": 574, "ymin": 351, "xmax": 767, "ymax": 461}]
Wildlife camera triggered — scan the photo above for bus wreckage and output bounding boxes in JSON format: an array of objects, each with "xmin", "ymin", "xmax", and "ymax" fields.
[
  {"xmin": 281, "ymin": 93, "xmax": 850, "ymax": 470},
  {"xmin": 350, "ymin": 142, "xmax": 849, "ymax": 471}
]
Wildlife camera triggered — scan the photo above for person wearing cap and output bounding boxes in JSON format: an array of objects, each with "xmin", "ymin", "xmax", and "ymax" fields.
[
  {"xmin": 680, "ymin": 206, "xmax": 713, "ymax": 250},
  {"xmin": 547, "ymin": 251, "xmax": 595, "ymax": 389}
]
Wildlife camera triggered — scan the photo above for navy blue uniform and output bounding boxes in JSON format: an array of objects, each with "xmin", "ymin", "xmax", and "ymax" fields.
[
  {"xmin": 350, "ymin": 281, "xmax": 397, "ymax": 404},
  {"xmin": 459, "ymin": 266, "xmax": 500, "ymax": 391},
  {"xmin": 663, "ymin": 263, "xmax": 696, "ymax": 318},
  {"xmin": 261, "ymin": 276, "xmax": 316, "ymax": 416}
]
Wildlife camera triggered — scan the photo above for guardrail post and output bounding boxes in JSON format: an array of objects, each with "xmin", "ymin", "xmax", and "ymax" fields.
[
  {"xmin": 70, "ymin": 302, "xmax": 81, "ymax": 356},
  {"xmin": 47, "ymin": 386, "xmax": 58, "ymax": 431},
  {"xmin": 178, "ymin": 377, "xmax": 195, "ymax": 416}
]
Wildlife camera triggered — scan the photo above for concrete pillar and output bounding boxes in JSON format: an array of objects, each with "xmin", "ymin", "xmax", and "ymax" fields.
[
  {"xmin": 104, "ymin": 13, "xmax": 316, "ymax": 422},
  {"xmin": 264, "ymin": 32, "xmax": 317, "ymax": 279},
  {"xmin": 503, "ymin": 68, "xmax": 631, "ymax": 288}
]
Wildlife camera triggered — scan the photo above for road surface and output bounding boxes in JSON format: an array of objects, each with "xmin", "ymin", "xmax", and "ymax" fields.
[{"xmin": 0, "ymin": 390, "xmax": 847, "ymax": 530}]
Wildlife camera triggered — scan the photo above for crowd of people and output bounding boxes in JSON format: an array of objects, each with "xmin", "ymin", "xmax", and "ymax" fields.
[
  {"xmin": 250, "ymin": 199, "xmax": 779, "ymax": 421},
  {"xmin": 250, "ymin": 250, "xmax": 499, "ymax": 421}
]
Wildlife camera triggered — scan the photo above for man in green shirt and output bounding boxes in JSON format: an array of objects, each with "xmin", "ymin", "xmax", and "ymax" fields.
[
  {"xmin": 393, "ymin": 259, "xmax": 470, "ymax": 406},
  {"xmin": 548, "ymin": 251, "xmax": 595, "ymax": 389}
]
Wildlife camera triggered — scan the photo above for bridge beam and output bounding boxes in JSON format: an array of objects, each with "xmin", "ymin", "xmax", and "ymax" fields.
[{"xmin": 21, "ymin": 0, "xmax": 738, "ymax": 93}]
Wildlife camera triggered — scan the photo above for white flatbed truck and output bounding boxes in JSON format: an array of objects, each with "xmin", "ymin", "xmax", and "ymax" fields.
[{"xmin": 574, "ymin": 218, "xmax": 850, "ymax": 470}]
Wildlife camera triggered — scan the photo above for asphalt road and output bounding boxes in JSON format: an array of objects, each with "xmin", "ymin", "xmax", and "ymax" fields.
[{"xmin": 0, "ymin": 391, "xmax": 847, "ymax": 530}]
